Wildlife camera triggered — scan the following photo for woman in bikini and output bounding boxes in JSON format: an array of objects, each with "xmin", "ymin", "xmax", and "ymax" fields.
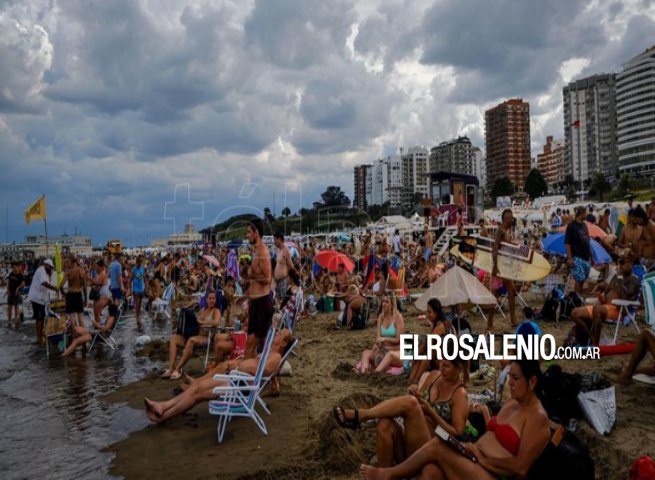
[
  {"xmin": 335, "ymin": 356, "xmax": 469, "ymax": 469},
  {"xmin": 162, "ymin": 290, "xmax": 222, "ymax": 380},
  {"xmin": 356, "ymin": 294, "xmax": 404, "ymax": 373},
  {"xmin": 359, "ymin": 359, "xmax": 550, "ymax": 480}
]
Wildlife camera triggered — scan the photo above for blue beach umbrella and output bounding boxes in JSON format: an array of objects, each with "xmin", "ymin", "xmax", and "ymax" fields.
[{"xmin": 542, "ymin": 233, "xmax": 611, "ymax": 264}]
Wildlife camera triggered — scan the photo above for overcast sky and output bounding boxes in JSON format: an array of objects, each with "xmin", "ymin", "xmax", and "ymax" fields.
[{"xmin": 1, "ymin": 0, "xmax": 654, "ymax": 245}]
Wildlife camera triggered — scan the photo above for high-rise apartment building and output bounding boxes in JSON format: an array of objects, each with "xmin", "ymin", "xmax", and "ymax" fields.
[
  {"xmin": 473, "ymin": 147, "xmax": 487, "ymax": 189},
  {"xmin": 485, "ymin": 99, "xmax": 531, "ymax": 192},
  {"xmin": 366, "ymin": 155, "xmax": 403, "ymax": 207},
  {"xmin": 400, "ymin": 146, "xmax": 430, "ymax": 206},
  {"xmin": 353, "ymin": 164, "xmax": 371, "ymax": 211},
  {"xmin": 429, "ymin": 136, "xmax": 477, "ymax": 176},
  {"xmin": 617, "ymin": 46, "xmax": 655, "ymax": 176},
  {"xmin": 563, "ymin": 74, "xmax": 617, "ymax": 182},
  {"xmin": 537, "ymin": 136, "xmax": 566, "ymax": 185}
]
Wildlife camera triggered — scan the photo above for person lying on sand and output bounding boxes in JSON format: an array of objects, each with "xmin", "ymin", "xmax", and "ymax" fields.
[
  {"xmin": 144, "ymin": 329, "xmax": 292, "ymax": 424},
  {"xmin": 615, "ymin": 330, "xmax": 655, "ymax": 384},
  {"xmin": 359, "ymin": 360, "xmax": 550, "ymax": 480},
  {"xmin": 355, "ymin": 294, "xmax": 404, "ymax": 373},
  {"xmin": 335, "ymin": 356, "xmax": 469, "ymax": 469}
]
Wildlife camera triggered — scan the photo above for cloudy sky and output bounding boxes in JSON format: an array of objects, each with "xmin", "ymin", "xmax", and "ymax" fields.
[{"xmin": 1, "ymin": 0, "xmax": 654, "ymax": 245}]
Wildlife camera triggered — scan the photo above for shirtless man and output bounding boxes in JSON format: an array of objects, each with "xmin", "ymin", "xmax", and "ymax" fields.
[
  {"xmin": 478, "ymin": 218, "xmax": 490, "ymax": 238},
  {"xmin": 273, "ymin": 232, "xmax": 293, "ymax": 304},
  {"xmin": 421, "ymin": 194, "xmax": 432, "ymax": 225},
  {"xmin": 598, "ymin": 209, "xmax": 611, "ymax": 234},
  {"xmin": 60, "ymin": 256, "xmax": 87, "ymax": 328},
  {"xmin": 488, "ymin": 209, "xmax": 518, "ymax": 330},
  {"xmin": 637, "ymin": 207, "xmax": 655, "ymax": 271},
  {"xmin": 571, "ymin": 255, "xmax": 640, "ymax": 345},
  {"xmin": 423, "ymin": 225, "xmax": 433, "ymax": 261},
  {"xmin": 648, "ymin": 197, "xmax": 655, "ymax": 222},
  {"xmin": 244, "ymin": 218, "xmax": 273, "ymax": 359},
  {"xmin": 618, "ymin": 209, "xmax": 643, "ymax": 259}
]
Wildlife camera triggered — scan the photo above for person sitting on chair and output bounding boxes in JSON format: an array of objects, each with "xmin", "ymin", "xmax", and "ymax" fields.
[
  {"xmin": 61, "ymin": 304, "xmax": 119, "ymax": 357},
  {"xmin": 162, "ymin": 291, "xmax": 222, "ymax": 380},
  {"xmin": 570, "ymin": 255, "xmax": 640, "ymax": 346}
]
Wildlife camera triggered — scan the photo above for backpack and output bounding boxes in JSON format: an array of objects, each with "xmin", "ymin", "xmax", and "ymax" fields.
[
  {"xmin": 527, "ymin": 428, "xmax": 594, "ymax": 480},
  {"xmin": 559, "ymin": 291, "xmax": 583, "ymax": 322},
  {"xmin": 537, "ymin": 365, "xmax": 582, "ymax": 424},
  {"xmin": 540, "ymin": 288, "xmax": 561, "ymax": 321}
]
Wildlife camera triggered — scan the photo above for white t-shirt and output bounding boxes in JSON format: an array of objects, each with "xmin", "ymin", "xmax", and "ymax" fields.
[
  {"xmin": 392, "ymin": 235, "xmax": 402, "ymax": 253},
  {"xmin": 27, "ymin": 266, "xmax": 51, "ymax": 305}
]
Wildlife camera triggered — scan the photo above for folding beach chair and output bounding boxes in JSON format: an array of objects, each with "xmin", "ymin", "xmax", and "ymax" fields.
[
  {"xmin": 89, "ymin": 306, "xmax": 123, "ymax": 351},
  {"xmin": 152, "ymin": 283, "xmax": 175, "ymax": 320},
  {"xmin": 208, "ymin": 327, "xmax": 276, "ymax": 443},
  {"xmin": 279, "ymin": 288, "xmax": 304, "ymax": 333},
  {"xmin": 253, "ymin": 337, "xmax": 299, "ymax": 415},
  {"xmin": 643, "ymin": 271, "xmax": 655, "ymax": 330},
  {"xmin": 44, "ymin": 303, "xmax": 70, "ymax": 358}
]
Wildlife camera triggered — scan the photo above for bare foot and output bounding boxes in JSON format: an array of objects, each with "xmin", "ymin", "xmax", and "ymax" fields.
[
  {"xmin": 144, "ymin": 398, "xmax": 164, "ymax": 416},
  {"xmin": 360, "ymin": 464, "xmax": 390, "ymax": 480},
  {"xmin": 183, "ymin": 371, "xmax": 195, "ymax": 384},
  {"xmin": 146, "ymin": 410, "xmax": 162, "ymax": 424}
]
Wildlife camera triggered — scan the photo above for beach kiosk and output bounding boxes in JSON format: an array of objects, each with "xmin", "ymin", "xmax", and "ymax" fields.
[{"xmin": 427, "ymin": 171, "xmax": 481, "ymax": 226}]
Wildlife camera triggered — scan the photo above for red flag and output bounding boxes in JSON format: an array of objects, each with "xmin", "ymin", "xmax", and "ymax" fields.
[{"xmin": 572, "ymin": 120, "xmax": 580, "ymax": 128}]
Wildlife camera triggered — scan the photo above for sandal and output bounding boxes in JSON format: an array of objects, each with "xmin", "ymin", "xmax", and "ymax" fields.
[
  {"xmin": 161, "ymin": 369, "xmax": 173, "ymax": 378},
  {"xmin": 333, "ymin": 406, "xmax": 360, "ymax": 430},
  {"xmin": 170, "ymin": 370, "xmax": 182, "ymax": 380}
]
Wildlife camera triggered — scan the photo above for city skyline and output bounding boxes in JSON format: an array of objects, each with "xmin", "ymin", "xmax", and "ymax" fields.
[{"xmin": 1, "ymin": 0, "xmax": 654, "ymax": 244}]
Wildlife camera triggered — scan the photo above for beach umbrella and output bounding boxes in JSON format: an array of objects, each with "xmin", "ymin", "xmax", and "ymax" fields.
[
  {"xmin": 415, "ymin": 265, "xmax": 497, "ymax": 310},
  {"xmin": 559, "ymin": 221, "xmax": 607, "ymax": 239},
  {"xmin": 315, "ymin": 250, "xmax": 354, "ymax": 272},
  {"xmin": 542, "ymin": 233, "xmax": 611, "ymax": 264},
  {"xmin": 284, "ymin": 241, "xmax": 300, "ymax": 258},
  {"xmin": 202, "ymin": 254, "xmax": 220, "ymax": 268}
]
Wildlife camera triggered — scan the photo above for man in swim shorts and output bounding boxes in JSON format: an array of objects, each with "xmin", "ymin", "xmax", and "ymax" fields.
[{"xmin": 245, "ymin": 218, "xmax": 273, "ymax": 358}]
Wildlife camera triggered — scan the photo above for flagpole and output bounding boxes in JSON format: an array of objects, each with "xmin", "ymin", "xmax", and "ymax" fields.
[{"xmin": 43, "ymin": 195, "xmax": 49, "ymax": 257}]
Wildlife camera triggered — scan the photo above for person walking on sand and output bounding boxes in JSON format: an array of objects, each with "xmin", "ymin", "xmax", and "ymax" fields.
[
  {"xmin": 244, "ymin": 218, "xmax": 273, "ymax": 359},
  {"xmin": 566, "ymin": 206, "xmax": 593, "ymax": 295},
  {"xmin": 487, "ymin": 209, "xmax": 518, "ymax": 330}
]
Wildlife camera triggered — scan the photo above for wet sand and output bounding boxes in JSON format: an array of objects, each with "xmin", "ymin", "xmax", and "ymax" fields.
[{"xmin": 104, "ymin": 297, "xmax": 655, "ymax": 480}]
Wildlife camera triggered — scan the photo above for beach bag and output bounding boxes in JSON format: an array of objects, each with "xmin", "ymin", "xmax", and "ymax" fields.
[
  {"xmin": 350, "ymin": 312, "xmax": 366, "ymax": 330},
  {"xmin": 538, "ymin": 365, "xmax": 582, "ymax": 424},
  {"xmin": 559, "ymin": 291, "xmax": 583, "ymax": 321},
  {"xmin": 527, "ymin": 427, "xmax": 594, "ymax": 480},
  {"xmin": 176, "ymin": 308, "xmax": 199, "ymax": 338},
  {"xmin": 630, "ymin": 456, "xmax": 655, "ymax": 480},
  {"xmin": 230, "ymin": 331, "xmax": 247, "ymax": 359},
  {"xmin": 577, "ymin": 385, "xmax": 616, "ymax": 435},
  {"xmin": 540, "ymin": 289, "xmax": 561, "ymax": 321}
]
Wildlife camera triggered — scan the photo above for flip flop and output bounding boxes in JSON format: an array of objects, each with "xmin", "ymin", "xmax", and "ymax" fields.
[
  {"xmin": 170, "ymin": 370, "xmax": 182, "ymax": 380},
  {"xmin": 161, "ymin": 369, "xmax": 173, "ymax": 378},
  {"xmin": 333, "ymin": 406, "xmax": 360, "ymax": 430}
]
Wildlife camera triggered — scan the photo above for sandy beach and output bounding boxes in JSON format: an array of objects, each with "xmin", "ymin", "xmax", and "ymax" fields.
[{"xmin": 102, "ymin": 298, "xmax": 655, "ymax": 480}]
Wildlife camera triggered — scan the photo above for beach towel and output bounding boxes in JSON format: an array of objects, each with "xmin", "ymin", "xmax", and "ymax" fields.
[
  {"xmin": 643, "ymin": 271, "xmax": 655, "ymax": 329},
  {"xmin": 577, "ymin": 386, "xmax": 616, "ymax": 435}
]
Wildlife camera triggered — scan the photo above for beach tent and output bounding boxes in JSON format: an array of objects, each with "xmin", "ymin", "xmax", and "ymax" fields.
[{"xmin": 414, "ymin": 265, "xmax": 497, "ymax": 310}]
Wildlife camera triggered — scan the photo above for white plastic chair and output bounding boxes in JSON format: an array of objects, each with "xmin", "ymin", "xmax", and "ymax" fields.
[
  {"xmin": 208, "ymin": 327, "xmax": 276, "ymax": 443},
  {"xmin": 89, "ymin": 306, "xmax": 123, "ymax": 351},
  {"xmin": 152, "ymin": 283, "xmax": 175, "ymax": 320}
]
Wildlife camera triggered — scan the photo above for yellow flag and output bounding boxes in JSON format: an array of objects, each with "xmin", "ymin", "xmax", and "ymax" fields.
[{"xmin": 25, "ymin": 195, "xmax": 46, "ymax": 224}]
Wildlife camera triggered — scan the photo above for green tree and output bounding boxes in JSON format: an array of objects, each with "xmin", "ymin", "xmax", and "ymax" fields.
[
  {"xmin": 589, "ymin": 172, "xmax": 611, "ymax": 201},
  {"xmin": 524, "ymin": 168, "xmax": 548, "ymax": 199},
  {"xmin": 565, "ymin": 185, "xmax": 577, "ymax": 202},
  {"xmin": 281, "ymin": 206, "xmax": 291, "ymax": 217},
  {"xmin": 321, "ymin": 186, "xmax": 351, "ymax": 207},
  {"xmin": 616, "ymin": 173, "xmax": 634, "ymax": 198},
  {"xmin": 491, "ymin": 176, "xmax": 515, "ymax": 198}
]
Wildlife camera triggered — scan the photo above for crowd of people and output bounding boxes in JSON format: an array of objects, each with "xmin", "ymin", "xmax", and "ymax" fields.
[{"xmin": 1, "ymin": 197, "xmax": 654, "ymax": 478}]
